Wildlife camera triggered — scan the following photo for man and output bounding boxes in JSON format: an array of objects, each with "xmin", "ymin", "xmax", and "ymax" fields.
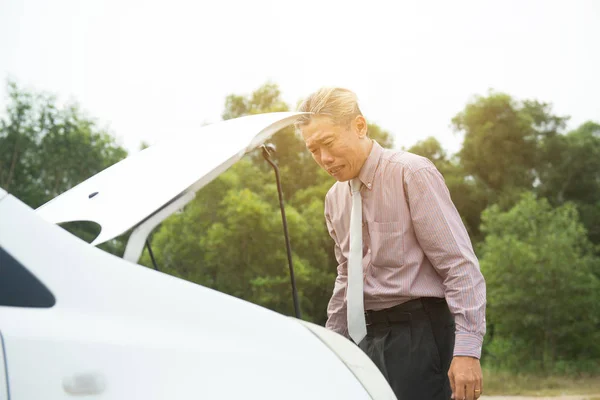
[{"xmin": 294, "ymin": 87, "xmax": 487, "ymax": 400}]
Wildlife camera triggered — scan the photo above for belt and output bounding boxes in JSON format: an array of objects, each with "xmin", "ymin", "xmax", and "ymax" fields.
[{"xmin": 364, "ymin": 297, "xmax": 447, "ymax": 326}]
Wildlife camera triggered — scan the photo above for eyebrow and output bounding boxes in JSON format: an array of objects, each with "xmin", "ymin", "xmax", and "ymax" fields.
[{"xmin": 314, "ymin": 133, "xmax": 334, "ymax": 144}]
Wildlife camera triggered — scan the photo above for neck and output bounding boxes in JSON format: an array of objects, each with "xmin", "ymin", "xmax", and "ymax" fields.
[
  {"xmin": 361, "ymin": 138, "xmax": 374, "ymax": 160},
  {"xmin": 355, "ymin": 138, "xmax": 374, "ymax": 176}
]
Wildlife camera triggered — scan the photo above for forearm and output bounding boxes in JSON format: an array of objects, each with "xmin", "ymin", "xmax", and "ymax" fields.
[
  {"xmin": 441, "ymin": 256, "xmax": 487, "ymax": 358},
  {"xmin": 407, "ymin": 166, "xmax": 487, "ymax": 358},
  {"xmin": 325, "ymin": 273, "xmax": 349, "ymax": 337},
  {"xmin": 324, "ymin": 203, "xmax": 350, "ymax": 337}
]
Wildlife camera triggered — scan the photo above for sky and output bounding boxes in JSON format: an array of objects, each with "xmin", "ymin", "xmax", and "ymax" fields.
[{"xmin": 1, "ymin": 0, "xmax": 599, "ymax": 156}]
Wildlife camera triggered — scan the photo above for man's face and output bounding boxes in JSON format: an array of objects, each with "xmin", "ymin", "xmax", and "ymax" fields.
[{"xmin": 300, "ymin": 115, "xmax": 368, "ymax": 182}]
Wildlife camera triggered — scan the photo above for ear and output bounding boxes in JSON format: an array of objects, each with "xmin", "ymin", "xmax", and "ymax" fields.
[{"xmin": 353, "ymin": 115, "xmax": 368, "ymax": 139}]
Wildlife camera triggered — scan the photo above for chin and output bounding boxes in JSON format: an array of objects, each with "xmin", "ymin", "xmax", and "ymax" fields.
[
  {"xmin": 327, "ymin": 166, "xmax": 354, "ymax": 182},
  {"xmin": 335, "ymin": 174, "xmax": 351, "ymax": 182}
]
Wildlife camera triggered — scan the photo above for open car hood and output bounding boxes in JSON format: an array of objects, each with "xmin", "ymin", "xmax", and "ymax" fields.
[{"xmin": 36, "ymin": 112, "xmax": 305, "ymax": 248}]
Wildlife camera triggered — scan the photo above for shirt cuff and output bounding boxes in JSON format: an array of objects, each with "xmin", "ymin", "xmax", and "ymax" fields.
[{"xmin": 453, "ymin": 332, "xmax": 483, "ymax": 359}]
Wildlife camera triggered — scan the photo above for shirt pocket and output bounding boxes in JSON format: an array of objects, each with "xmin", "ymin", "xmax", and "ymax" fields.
[{"xmin": 368, "ymin": 221, "xmax": 404, "ymax": 267}]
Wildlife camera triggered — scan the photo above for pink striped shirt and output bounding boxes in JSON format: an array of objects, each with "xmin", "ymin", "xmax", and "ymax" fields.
[{"xmin": 324, "ymin": 141, "xmax": 487, "ymax": 358}]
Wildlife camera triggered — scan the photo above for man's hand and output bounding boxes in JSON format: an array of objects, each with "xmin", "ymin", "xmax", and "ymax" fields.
[{"xmin": 448, "ymin": 356, "xmax": 483, "ymax": 400}]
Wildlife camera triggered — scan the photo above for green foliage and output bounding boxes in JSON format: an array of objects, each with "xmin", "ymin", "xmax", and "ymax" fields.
[
  {"xmin": 139, "ymin": 159, "xmax": 334, "ymax": 322},
  {"xmin": 0, "ymin": 80, "xmax": 127, "ymax": 208},
  {"xmin": 0, "ymin": 79, "xmax": 128, "ymax": 255},
  {"xmin": 452, "ymin": 91, "xmax": 569, "ymax": 209},
  {"xmin": 222, "ymin": 82, "xmax": 289, "ymax": 120},
  {"xmin": 537, "ymin": 121, "xmax": 600, "ymax": 247},
  {"xmin": 480, "ymin": 193, "xmax": 600, "ymax": 372},
  {"xmin": 221, "ymin": 82, "xmax": 320, "ymax": 201},
  {"xmin": 366, "ymin": 123, "xmax": 394, "ymax": 149}
]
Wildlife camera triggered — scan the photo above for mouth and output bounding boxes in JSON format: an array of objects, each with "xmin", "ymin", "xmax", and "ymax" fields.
[{"xmin": 328, "ymin": 165, "xmax": 344, "ymax": 175}]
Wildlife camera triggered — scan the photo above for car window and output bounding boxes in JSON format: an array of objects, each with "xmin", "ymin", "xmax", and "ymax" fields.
[{"xmin": 0, "ymin": 247, "xmax": 56, "ymax": 308}]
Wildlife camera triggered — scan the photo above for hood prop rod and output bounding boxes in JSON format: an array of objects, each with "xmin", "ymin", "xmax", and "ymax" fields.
[
  {"xmin": 145, "ymin": 238, "xmax": 159, "ymax": 271},
  {"xmin": 262, "ymin": 144, "xmax": 302, "ymax": 320}
]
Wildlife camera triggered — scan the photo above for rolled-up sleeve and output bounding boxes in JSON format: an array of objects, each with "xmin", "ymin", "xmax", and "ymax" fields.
[{"xmin": 405, "ymin": 166, "xmax": 487, "ymax": 358}]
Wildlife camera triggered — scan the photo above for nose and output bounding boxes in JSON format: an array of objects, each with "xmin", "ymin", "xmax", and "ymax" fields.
[{"xmin": 320, "ymin": 148, "xmax": 335, "ymax": 165}]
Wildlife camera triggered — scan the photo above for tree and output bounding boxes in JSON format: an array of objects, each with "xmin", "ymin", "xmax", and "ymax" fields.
[
  {"xmin": 479, "ymin": 193, "xmax": 600, "ymax": 372},
  {"xmin": 406, "ymin": 137, "xmax": 450, "ymax": 172},
  {"xmin": 222, "ymin": 82, "xmax": 289, "ymax": 120},
  {"xmin": 139, "ymin": 159, "xmax": 331, "ymax": 322},
  {"xmin": 0, "ymin": 79, "xmax": 128, "ymax": 254},
  {"xmin": 452, "ymin": 91, "xmax": 569, "ymax": 209},
  {"xmin": 366, "ymin": 122, "xmax": 394, "ymax": 149},
  {"xmin": 537, "ymin": 121, "xmax": 600, "ymax": 247},
  {"xmin": 222, "ymin": 82, "xmax": 320, "ymax": 200},
  {"xmin": 0, "ymin": 80, "xmax": 127, "ymax": 208}
]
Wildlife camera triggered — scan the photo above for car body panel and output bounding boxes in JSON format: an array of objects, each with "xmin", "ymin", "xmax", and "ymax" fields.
[
  {"xmin": 0, "ymin": 332, "xmax": 7, "ymax": 400},
  {"xmin": 0, "ymin": 192, "xmax": 373, "ymax": 399},
  {"xmin": 35, "ymin": 112, "xmax": 306, "ymax": 246}
]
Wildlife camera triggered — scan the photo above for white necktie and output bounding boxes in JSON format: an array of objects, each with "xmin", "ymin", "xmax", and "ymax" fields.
[{"xmin": 347, "ymin": 177, "xmax": 367, "ymax": 344}]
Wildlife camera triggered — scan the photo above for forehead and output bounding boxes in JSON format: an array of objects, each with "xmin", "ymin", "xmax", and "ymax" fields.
[{"xmin": 300, "ymin": 117, "xmax": 344, "ymax": 145}]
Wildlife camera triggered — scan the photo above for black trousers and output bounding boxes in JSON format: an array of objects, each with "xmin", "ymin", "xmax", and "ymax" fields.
[{"xmin": 359, "ymin": 297, "xmax": 455, "ymax": 400}]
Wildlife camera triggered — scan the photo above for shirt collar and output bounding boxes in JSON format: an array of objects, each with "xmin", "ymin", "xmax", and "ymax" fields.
[{"xmin": 357, "ymin": 140, "xmax": 383, "ymax": 190}]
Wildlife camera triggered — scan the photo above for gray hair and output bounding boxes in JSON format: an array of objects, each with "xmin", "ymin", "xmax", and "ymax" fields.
[{"xmin": 295, "ymin": 87, "xmax": 363, "ymax": 132}]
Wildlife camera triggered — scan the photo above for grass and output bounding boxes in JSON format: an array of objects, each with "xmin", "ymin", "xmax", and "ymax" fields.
[{"xmin": 483, "ymin": 368, "xmax": 600, "ymax": 397}]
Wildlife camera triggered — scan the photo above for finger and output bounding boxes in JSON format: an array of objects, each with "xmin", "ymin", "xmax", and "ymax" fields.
[
  {"xmin": 448, "ymin": 371, "xmax": 456, "ymax": 399},
  {"xmin": 474, "ymin": 384, "xmax": 482, "ymax": 399},
  {"xmin": 474, "ymin": 380, "xmax": 483, "ymax": 398},
  {"xmin": 455, "ymin": 378, "xmax": 466, "ymax": 400},
  {"xmin": 480, "ymin": 374, "xmax": 484, "ymax": 395},
  {"xmin": 466, "ymin": 381, "xmax": 475, "ymax": 400}
]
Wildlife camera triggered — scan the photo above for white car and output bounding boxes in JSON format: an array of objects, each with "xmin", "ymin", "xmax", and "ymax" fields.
[{"xmin": 0, "ymin": 112, "xmax": 397, "ymax": 399}]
